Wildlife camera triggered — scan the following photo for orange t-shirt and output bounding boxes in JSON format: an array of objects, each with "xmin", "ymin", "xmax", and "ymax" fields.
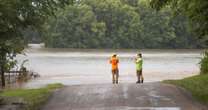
[{"xmin": 110, "ymin": 57, "xmax": 119, "ymax": 70}]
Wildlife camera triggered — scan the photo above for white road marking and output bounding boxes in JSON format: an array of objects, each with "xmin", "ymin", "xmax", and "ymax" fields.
[
  {"xmin": 76, "ymin": 107, "xmax": 181, "ymax": 110},
  {"xmin": 123, "ymin": 85, "xmax": 128, "ymax": 99},
  {"xmin": 126, "ymin": 107, "xmax": 180, "ymax": 110}
]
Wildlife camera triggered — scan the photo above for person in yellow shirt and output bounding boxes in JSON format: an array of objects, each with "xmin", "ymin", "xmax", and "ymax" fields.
[
  {"xmin": 135, "ymin": 53, "xmax": 144, "ymax": 84},
  {"xmin": 109, "ymin": 54, "xmax": 119, "ymax": 84}
]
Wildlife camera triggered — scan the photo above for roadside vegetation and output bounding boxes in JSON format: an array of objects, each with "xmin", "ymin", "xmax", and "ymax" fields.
[
  {"xmin": 200, "ymin": 51, "xmax": 208, "ymax": 74},
  {"xmin": 0, "ymin": 83, "xmax": 63, "ymax": 110},
  {"xmin": 164, "ymin": 51, "xmax": 208, "ymax": 104},
  {"xmin": 164, "ymin": 74, "xmax": 208, "ymax": 104}
]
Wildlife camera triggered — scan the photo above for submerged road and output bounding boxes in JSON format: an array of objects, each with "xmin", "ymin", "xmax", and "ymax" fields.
[{"xmin": 41, "ymin": 83, "xmax": 206, "ymax": 110}]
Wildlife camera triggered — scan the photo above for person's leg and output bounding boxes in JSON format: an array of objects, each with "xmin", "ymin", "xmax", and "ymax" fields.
[
  {"xmin": 115, "ymin": 69, "xmax": 119, "ymax": 84},
  {"xmin": 136, "ymin": 70, "xmax": 140, "ymax": 83},
  {"xmin": 112, "ymin": 70, "xmax": 115, "ymax": 84},
  {"xmin": 140, "ymin": 69, "xmax": 144, "ymax": 83}
]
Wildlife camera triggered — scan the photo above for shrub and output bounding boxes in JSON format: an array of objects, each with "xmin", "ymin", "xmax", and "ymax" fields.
[{"xmin": 200, "ymin": 51, "xmax": 208, "ymax": 74}]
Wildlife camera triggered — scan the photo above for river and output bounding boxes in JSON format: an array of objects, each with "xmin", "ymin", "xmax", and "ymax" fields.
[{"xmin": 17, "ymin": 44, "xmax": 203, "ymax": 88}]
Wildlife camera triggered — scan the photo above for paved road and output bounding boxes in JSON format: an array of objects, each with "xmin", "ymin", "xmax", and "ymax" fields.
[{"xmin": 41, "ymin": 83, "xmax": 207, "ymax": 110}]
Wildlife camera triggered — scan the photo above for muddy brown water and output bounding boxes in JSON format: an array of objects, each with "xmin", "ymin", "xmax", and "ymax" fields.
[{"xmin": 16, "ymin": 44, "xmax": 203, "ymax": 88}]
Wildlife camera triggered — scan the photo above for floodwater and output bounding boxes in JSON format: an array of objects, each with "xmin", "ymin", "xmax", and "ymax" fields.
[{"xmin": 17, "ymin": 44, "xmax": 203, "ymax": 88}]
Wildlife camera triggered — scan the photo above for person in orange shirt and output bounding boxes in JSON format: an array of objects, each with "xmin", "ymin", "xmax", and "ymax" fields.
[{"xmin": 109, "ymin": 54, "xmax": 119, "ymax": 84}]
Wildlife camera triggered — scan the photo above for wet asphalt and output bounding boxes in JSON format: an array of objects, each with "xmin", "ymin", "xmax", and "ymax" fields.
[{"xmin": 41, "ymin": 83, "xmax": 207, "ymax": 110}]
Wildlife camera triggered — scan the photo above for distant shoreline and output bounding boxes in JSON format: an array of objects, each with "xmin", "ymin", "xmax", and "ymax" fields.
[{"xmin": 27, "ymin": 43, "xmax": 207, "ymax": 50}]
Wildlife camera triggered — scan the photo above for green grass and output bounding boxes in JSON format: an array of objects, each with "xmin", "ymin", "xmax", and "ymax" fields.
[
  {"xmin": 0, "ymin": 83, "xmax": 64, "ymax": 110},
  {"xmin": 164, "ymin": 74, "xmax": 208, "ymax": 104}
]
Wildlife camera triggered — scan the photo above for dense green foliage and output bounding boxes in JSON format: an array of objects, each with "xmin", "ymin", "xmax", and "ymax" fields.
[
  {"xmin": 200, "ymin": 51, "xmax": 208, "ymax": 74},
  {"xmin": 0, "ymin": 83, "xmax": 63, "ymax": 110},
  {"xmin": 23, "ymin": 28, "xmax": 42, "ymax": 44},
  {"xmin": 0, "ymin": 0, "xmax": 72, "ymax": 87},
  {"xmin": 43, "ymin": 0, "xmax": 201, "ymax": 48},
  {"xmin": 150, "ymin": 0, "xmax": 208, "ymax": 47},
  {"xmin": 164, "ymin": 74, "xmax": 208, "ymax": 104},
  {"xmin": 150, "ymin": 0, "xmax": 208, "ymax": 74}
]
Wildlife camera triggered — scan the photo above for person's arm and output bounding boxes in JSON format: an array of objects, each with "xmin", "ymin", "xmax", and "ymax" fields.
[
  {"xmin": 135, "ymin": 58, "xmax": 139, "ymax": 63},
  {"xmin": 141, "ymin": 58, "xmax": 143, "ymax": 65},
  {"xmin": 109, "ymin": 58, "xmax": 112, "ymax": 64}
]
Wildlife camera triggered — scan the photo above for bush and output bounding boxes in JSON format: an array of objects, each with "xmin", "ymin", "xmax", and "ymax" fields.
[{"xmin": 200, "ymin": 51, "xmax": 208, "ymax": 74}]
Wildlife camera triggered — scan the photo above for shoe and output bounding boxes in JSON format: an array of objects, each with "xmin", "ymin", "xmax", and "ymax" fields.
[
  {"xmin": 141, "ymin": 80, "xmax": 144, "ymax": 83},
  {"xmin": 116, "ymin": 80, "xmax": 118, "ymax": 84},
  {"xmin": 136, "ymin": 80, "xmax": 140, "ymax": 84}
]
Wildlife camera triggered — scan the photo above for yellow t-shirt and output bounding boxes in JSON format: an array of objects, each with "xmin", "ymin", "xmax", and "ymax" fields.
[{"xmin": 135, "ymin": 57, "xmax": 143, "ymax": 71}]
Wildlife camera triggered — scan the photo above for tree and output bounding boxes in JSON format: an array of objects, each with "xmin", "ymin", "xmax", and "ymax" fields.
[
  {"xmin": 0, "ymin": 0, "xmax": 73, "ymax": 87},
  {"xmin": 135, "ymin": 2, "xmax": 176, "ymax": 48},
  {"xmin": 85, "ymin": 0, "xmax": 143, "ymax": 48},
  {"xmin": 44, "ymin": 4, "xmax": 106, "ymax": 48},
  {"xmin": 150, "ymin": 0, "xmax": 208, "ymax": 46},
  {"xmin": 43, "ymin": 0, "xmax": 202, "ymax": 49},
  {"xmin": 44, "ymin": 0, "xmax": 143, "ymax": 48},
  {"xmin": 23, "ymin": 28, "xmax": 42, "ymax": 44}
]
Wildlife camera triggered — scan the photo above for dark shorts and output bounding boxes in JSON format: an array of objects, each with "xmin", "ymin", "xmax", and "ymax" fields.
[
  {"xmin": 112, "ymin": 69, "xmax": 119, "ymax": 75},
  {"xmin": 136, "ymin": 69, "xmax": 142, "ymax": 76}
]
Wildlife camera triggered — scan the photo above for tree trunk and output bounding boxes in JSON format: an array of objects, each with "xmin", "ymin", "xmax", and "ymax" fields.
[
  {"xmin": 0, "ymin": 65, "xmax": 5, "ymax": 87},
  {"xmin": 0, "ymin": 50, "xmax": 6, "ymax": 87}
]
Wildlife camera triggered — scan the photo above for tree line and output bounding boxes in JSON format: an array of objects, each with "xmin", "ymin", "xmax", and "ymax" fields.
[{"xmin": 41, "ymin": 0, "xmax": 204, "ymax": 49}]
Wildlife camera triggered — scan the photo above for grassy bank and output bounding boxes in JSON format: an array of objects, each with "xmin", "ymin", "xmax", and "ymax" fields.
[
  {"xmin": 164, "ymin": 74, "xmax": 208, "ymax": 104},
  {"xmin": 0, "ymin": 83, "xmax": 63, "ymax": 110}
]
